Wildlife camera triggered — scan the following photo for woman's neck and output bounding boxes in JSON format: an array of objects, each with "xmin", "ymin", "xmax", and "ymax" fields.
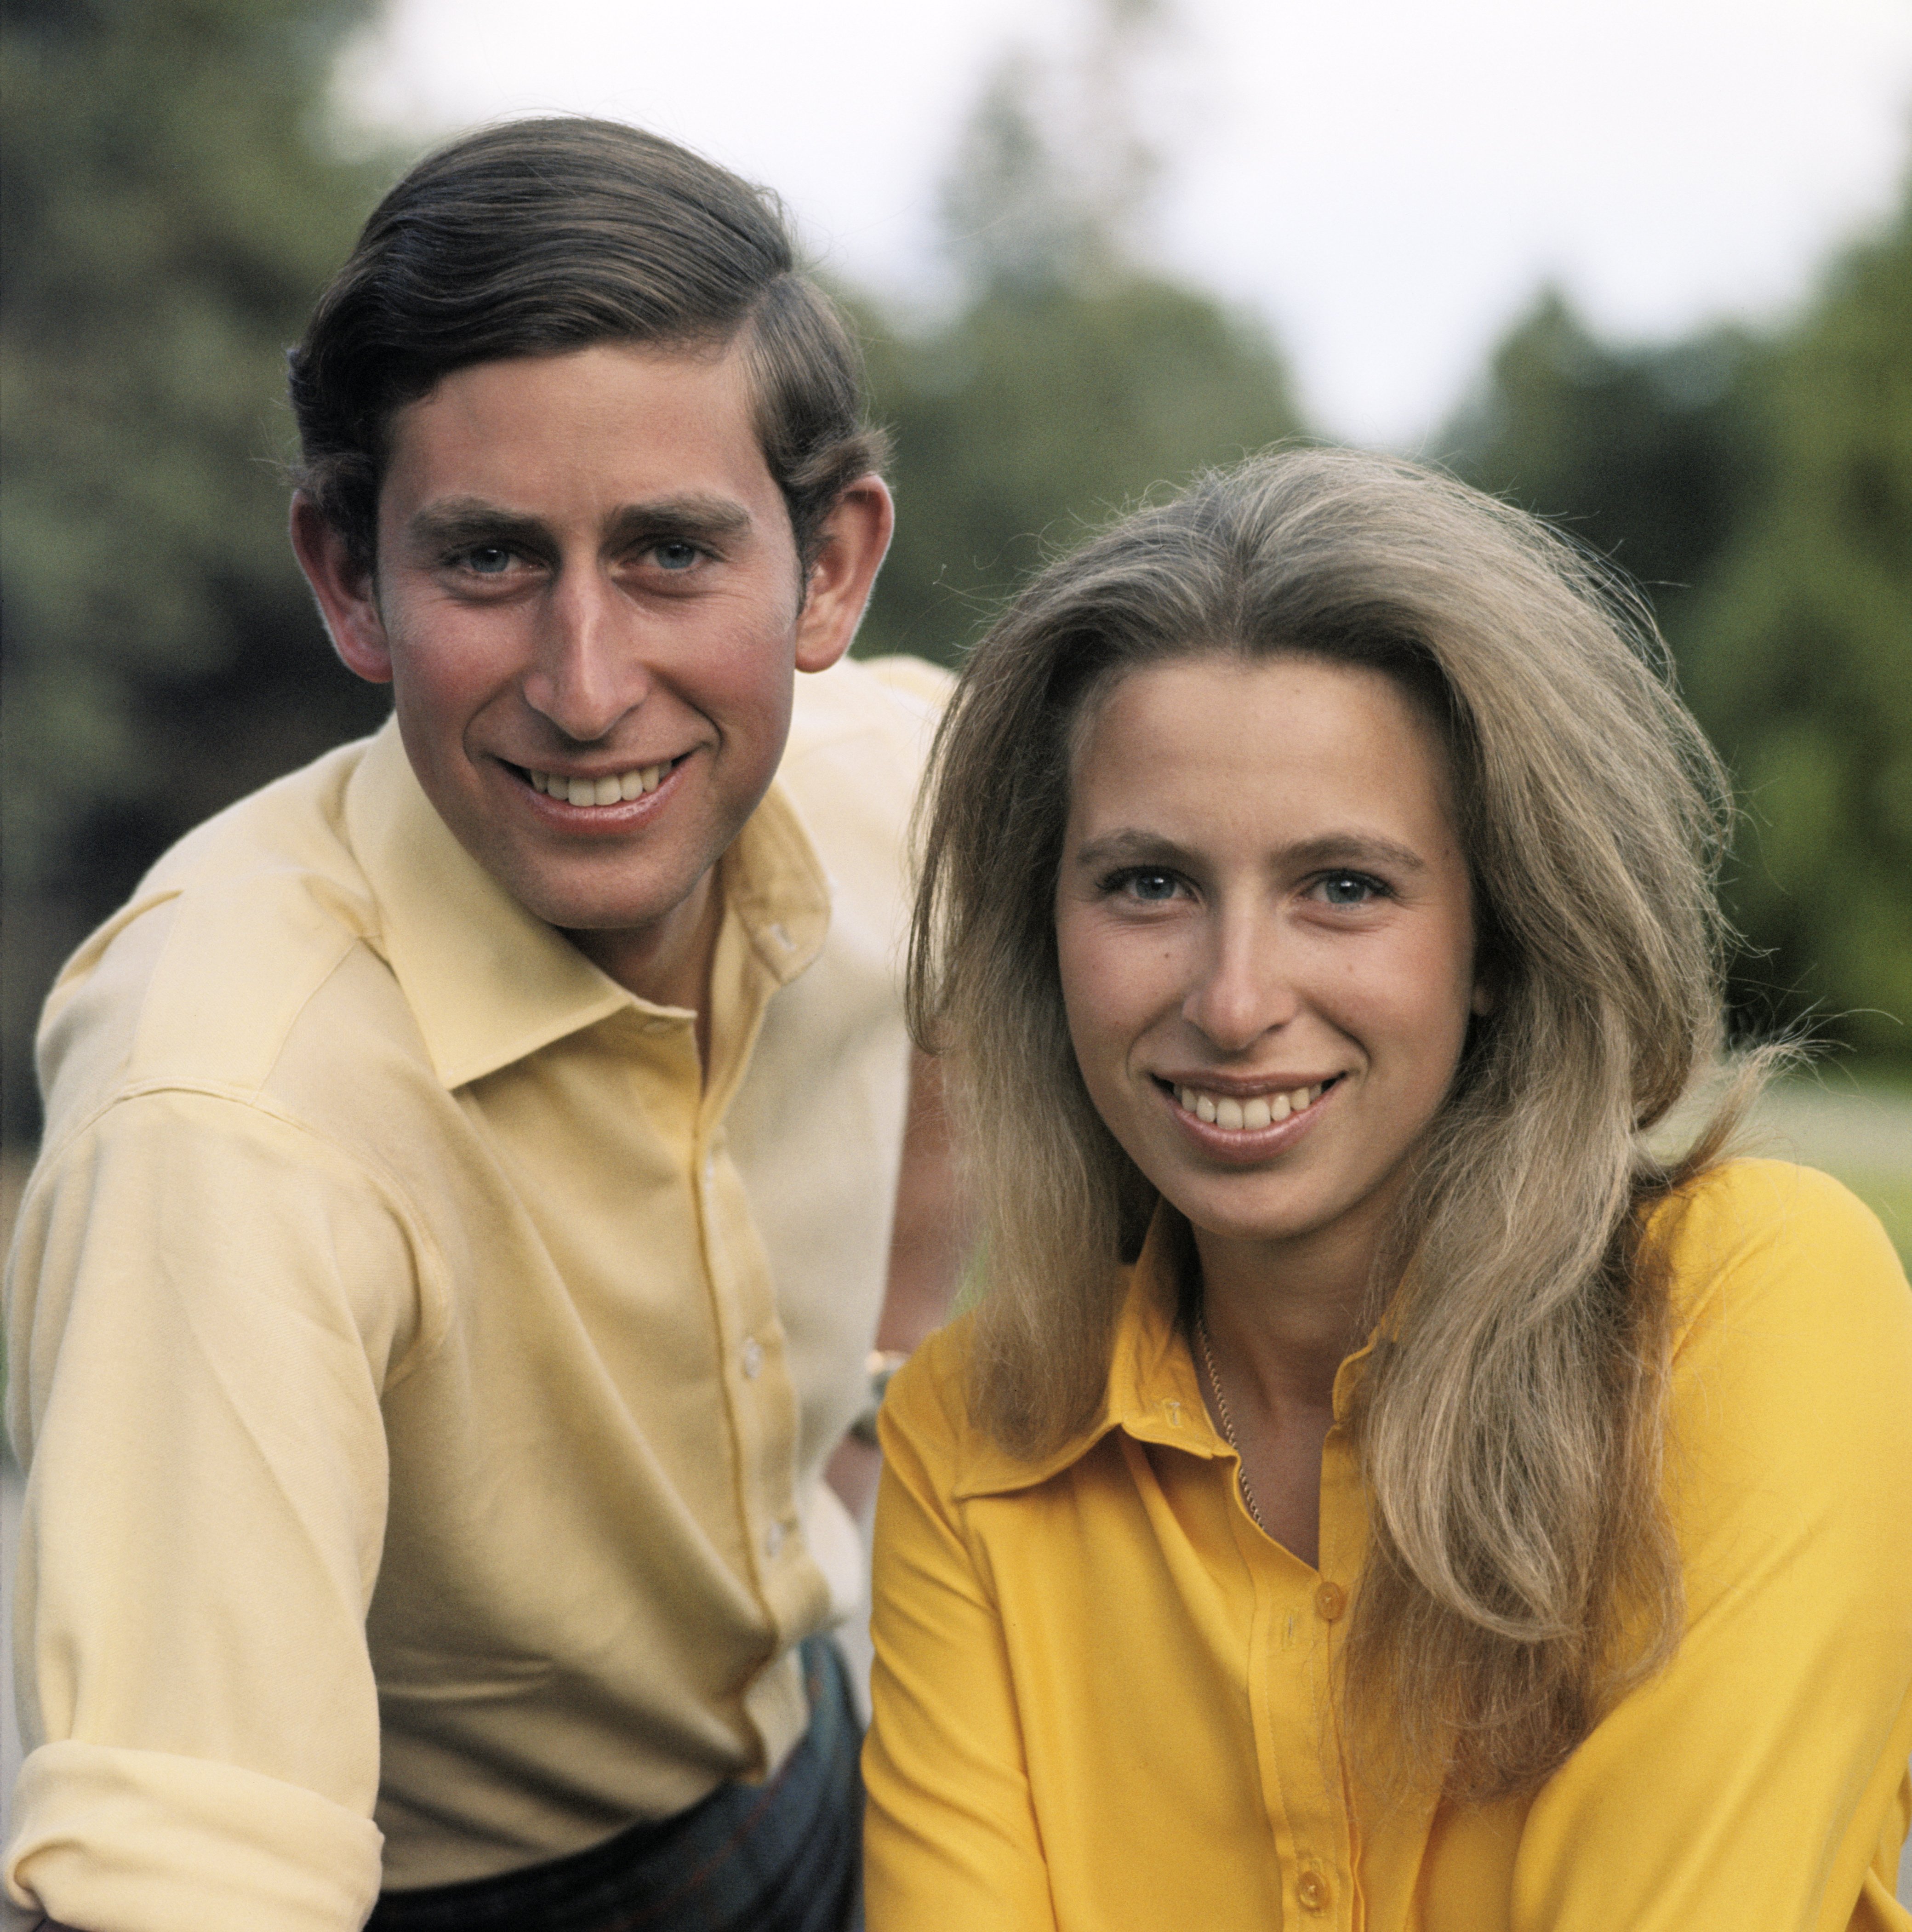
[{"xmin": 1190, "ymin": 1216, "xmax": 1381, "ymax": 1423}]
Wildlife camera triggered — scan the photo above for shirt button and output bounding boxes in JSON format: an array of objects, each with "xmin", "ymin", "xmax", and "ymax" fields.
[
  {"xmin": 1314, "ymin": 1581, "xmax": 1347, "ymax": 1622},
  {"xmin": 765, "ymin": 1521, "xmax": 785, "ymax": 1558},
  {"xmin": 1297, "ymin": 1870, "xmax": 1331, "ymax": 1912},
  {"xmin": 741, "ymin": 1337, "xmax": 764, "ymax": 1378}
]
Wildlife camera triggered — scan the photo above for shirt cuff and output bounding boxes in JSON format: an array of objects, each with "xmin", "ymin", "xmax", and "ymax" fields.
[{"xmin": 6, "ymin": 1741, "xmax": 383, "ymax": 1932}]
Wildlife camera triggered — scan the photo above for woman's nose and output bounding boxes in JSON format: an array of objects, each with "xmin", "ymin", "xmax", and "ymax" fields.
[{"xmin": 1181, "ymin": 914, "xmax": 1298, "ymax": 1052}]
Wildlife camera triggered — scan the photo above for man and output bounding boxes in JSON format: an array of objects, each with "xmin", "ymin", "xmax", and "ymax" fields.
[{"xmin": 4, "ymin": 118, "xmax": 958, "ymax": 1932}]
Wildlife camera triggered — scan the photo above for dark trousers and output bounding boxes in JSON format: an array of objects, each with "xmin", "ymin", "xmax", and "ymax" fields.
[{"xmin": 365, "ymin": 1638, "xmax": 863, "ymax": 1932}]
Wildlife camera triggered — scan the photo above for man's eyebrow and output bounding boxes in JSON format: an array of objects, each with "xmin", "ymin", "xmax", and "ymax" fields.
[
  {"xmin": 603, "ymin": 495, "xmax": 755, "ymax": 545},
  {"xmin": 403, "ymin": 494, "xmax": 757, "ymax": 554},
  {"xmin": 404, "ymin": 500, "xmax": 550, "ymax": 553}
]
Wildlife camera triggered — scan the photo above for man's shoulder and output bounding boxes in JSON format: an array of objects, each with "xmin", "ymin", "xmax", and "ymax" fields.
[
  {"xmin": 35, "ymin": 735, "xmax": 419, "ymax": 1148},
  {"xmin": 777, "ymin": 654, "xmax": 949, "ymax": 854},
  {"xmin": 783, "ymin": 654, "xmax": 947, "ymax": 782}
]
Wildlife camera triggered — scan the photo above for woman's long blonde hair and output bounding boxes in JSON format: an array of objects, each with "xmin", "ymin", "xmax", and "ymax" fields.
[{"xmin": 908, "ymin": 447, "xmax": 1754, "ymax": 1801}]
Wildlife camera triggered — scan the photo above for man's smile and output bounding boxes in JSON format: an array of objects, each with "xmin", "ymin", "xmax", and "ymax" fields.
[{"xmin": 517, "ymin": 755, "xmax": 685, "ymax": 806}]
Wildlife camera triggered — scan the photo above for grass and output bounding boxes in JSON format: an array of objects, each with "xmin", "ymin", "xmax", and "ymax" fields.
[{"xmin": 1727, "ymin": 1069, "xmax": 1912, "ymax": 1268}]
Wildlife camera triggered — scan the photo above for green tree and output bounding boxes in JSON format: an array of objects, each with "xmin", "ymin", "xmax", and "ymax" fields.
[
  {"xmin": 854, "ymin": 21, "xmax": 1302, "ymax": 663},
  {"xmin": 1678, "ymin": 177, "xmax": 1912, "ymax": 1061},
  {"xmin": 1436, "ymin": 286, "xmax": 1759, "ymax": 640},
  {"xmin": 0, "ymin": 0, "xmax": 392, "ymax": 1137},
  {"xmin": 1438, "ymin": 191, "xmax": 1912, "ymax": 1065}
]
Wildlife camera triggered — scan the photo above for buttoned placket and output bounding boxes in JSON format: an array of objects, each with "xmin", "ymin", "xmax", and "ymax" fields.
[
  {"xmin": 686, "ymin": 845, "xmax": 830, "ymax": 1643},
  {"xmin": 1222, "ymin": 1425, "xmax": 1361, "ymax": 1932},
  {"xmin": 1138, "ymin": 1318, "xmax": 1362, "ymax": 1932}
]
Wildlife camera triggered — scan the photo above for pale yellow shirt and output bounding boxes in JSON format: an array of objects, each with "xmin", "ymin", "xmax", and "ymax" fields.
[
  {"xmin": 866, "ymin": 1160, "xmax": 1912, "ymax": 1931},
  {"xmin": 5, "ymin": 655, "xmax": 946, "ymax": 1932}
]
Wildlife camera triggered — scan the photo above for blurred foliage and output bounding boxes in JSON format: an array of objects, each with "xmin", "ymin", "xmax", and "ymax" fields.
[
  {"xmin": 851, "ymin": 24, "xmax": 1301, "ymax": 662},
  {"xmin": 1678, "ymin": 192, "xmax": 1912, "ymax": 1061},
  {"xmin": 1436, "ymin": 178, "xmax": 1912, "ymax": 1064},
  {"xmin": 856, "ymin": 276, "xmax": 1300, "ymax": 661},
  {"xmin": 1436, "ymin": 290, "xmax": 1761, "ymax": 637},
  {"xmin": 1, "ymin": 0, "xmax": 394, "ymax": 1136}
]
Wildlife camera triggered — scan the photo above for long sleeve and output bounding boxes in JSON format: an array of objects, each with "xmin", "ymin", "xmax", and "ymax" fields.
[
  {"xmin": 5, "ymin": 1088, "xmax": 429, "ymax": 1932},
  {"xmin": 860, "ymin": 1167, "xmax": 1912, "ymax": 1932},
  {"xmin": 1503, "ymin": 1162, "xmax": 1912, "ymax": 1932},
  {"xmin": 863, "ymin": 1343, "xmax": 1058, "ymax": 1932}
]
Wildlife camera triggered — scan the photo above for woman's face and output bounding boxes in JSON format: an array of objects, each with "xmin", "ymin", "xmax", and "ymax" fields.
[{"xmin": 1055, "ymin": 652, "xmax": 1489, "ymax": 1278}]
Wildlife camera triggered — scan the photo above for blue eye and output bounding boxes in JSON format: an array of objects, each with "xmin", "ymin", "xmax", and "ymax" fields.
[
  {"xmin": 1319, "ymin": 872, "xmax": 1380, "ymax": 905},
  {"xmin": 652, "ymin": 541, "xmax": 700, "ymax": 572},
  {"xmin": 1103, "ymin": 868, "xmax": 1180, "ymax": 903},
  {"xmin": 462, "ymin": 546, "xmax": 514, "ymax": 575}
]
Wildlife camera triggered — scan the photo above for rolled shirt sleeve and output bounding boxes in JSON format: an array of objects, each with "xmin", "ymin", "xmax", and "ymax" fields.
[{"xmin": 6, "ymin": 1088, "xmax": 428, "ymax": 1931}]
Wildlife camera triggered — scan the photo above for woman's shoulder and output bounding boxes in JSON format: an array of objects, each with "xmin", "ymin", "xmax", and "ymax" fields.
[
  {"xmin": 877, "ymin": 1313, "xmax": 988, "ymax": 1502},
  {"xmin": 881, "ymin": 1311, "xmax": 1105, "ymax": 1507},
  {"xmin": 1651, "ymin": 1156, "xmax": 1906, "ymax": 1332},
  {"xmin": 1650, "ymin": 1158, "xmax": 1911, "ymax": 1461}
]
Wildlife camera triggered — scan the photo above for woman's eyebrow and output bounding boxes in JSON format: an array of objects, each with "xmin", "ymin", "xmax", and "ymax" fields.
[
  {"xmin": 1068, "ymin": 829, "xmax": 1197, "ymax": 872},
  {"xmin": 1072, "ymin": 828, "xmax": 1427, "ymax": 871},
  {"xmin": 1283, "ymin": 832, "xmax": 1429, "ymax": 875}
]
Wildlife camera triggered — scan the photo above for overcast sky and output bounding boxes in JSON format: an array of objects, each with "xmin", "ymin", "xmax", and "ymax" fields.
[{"xmin": 337, "ymin": 0, "xmax": 1912, "ymax": 447}]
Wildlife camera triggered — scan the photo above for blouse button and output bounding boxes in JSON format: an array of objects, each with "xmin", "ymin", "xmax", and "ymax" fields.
[
  {"xmin": 1314, "ymin": 1581, "xmax": 1347, "ymax": 1622},
  {"xmin": 1297, "ymin": 1869, "xmax": 1331, "ymax": 1911}
]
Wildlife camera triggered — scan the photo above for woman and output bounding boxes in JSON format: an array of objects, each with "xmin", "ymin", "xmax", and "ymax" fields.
[{"xmin": 863, "ymin": 449, "xmax": 1912, "ymax": 1930}]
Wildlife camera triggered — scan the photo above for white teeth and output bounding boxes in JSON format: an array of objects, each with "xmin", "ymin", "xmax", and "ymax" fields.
[
  {"xmin": 1175, "ymin": 1080, "xmax": 1330, "ymax": 1130},
  {"xmin": 529, "ymin": 762, "xmax": 669, "ymax": 806}
]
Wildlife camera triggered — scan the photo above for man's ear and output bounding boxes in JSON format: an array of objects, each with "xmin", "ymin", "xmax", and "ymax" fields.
[
  {"xmin": 793, "ymin": 474, "xmax": 896, "ymax": 675},
  {"xmin": 290, "ymin": 492, "xmax": 393, "ymax": 685}
]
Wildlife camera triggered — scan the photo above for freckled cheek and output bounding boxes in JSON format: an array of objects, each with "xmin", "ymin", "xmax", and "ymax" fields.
[{"xmin": 1059, "ymin": 924, "xmax": 1184, "ymax": 1072}]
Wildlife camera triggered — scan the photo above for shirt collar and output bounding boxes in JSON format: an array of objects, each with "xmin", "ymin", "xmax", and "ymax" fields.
[
  {"xmin": 951, "ymin": 1201, "xmax": 1385, "ymax": 1501},
  {"xmin": 343, "ymin": 719, "xmax": 830, "ymax": 1091}
]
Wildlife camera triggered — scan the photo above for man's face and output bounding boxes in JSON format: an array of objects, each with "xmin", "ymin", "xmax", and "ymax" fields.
[{"xmin": 297, "ymin": 340, "xmax": 885, "ymax": 999}]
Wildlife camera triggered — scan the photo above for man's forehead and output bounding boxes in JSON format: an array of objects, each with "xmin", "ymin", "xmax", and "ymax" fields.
[
  {"xmin": 375, "ymin": 338, "xmax": 786, "ymax": 536},
  {"xmin": 391, "ymin": 336, "xmax": 747, "ymax": 432}
]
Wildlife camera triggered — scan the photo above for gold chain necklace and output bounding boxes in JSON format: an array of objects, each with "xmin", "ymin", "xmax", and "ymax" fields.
[{"xmin": 1194, "ymin": 1309, "xmax": 1268, "ymax": 1533}]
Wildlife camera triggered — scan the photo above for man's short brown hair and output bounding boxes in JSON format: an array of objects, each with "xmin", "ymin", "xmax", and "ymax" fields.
[{"xmin": 288, "ymin": 116, "xmax": 885, "ymax": 572}]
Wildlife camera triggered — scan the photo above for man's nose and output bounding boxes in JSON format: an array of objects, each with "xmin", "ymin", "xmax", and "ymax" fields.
[
  {"xmin": 1181, "ymin": 909, "xmax": 1298, "ymax": 1052},
  {"xmin": 521, "ymin": 569, "xmax": 650, "ymax": 743}
]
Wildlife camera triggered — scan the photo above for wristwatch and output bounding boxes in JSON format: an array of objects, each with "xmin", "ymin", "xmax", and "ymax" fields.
[{"xmin": 850, "ymin": 1348, "xmax": 911, "ymax": 1446}]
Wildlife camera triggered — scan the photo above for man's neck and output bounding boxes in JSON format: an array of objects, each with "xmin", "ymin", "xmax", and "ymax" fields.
[{"xmin": 566, "ymin": 869, "xmax": 724, "ymax": 1071}]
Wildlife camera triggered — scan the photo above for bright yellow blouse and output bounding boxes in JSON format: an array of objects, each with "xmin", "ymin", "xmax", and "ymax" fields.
[{"xmin": 866, "ymin": 1160, "xmax": 1912, "ymax": 1931}]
